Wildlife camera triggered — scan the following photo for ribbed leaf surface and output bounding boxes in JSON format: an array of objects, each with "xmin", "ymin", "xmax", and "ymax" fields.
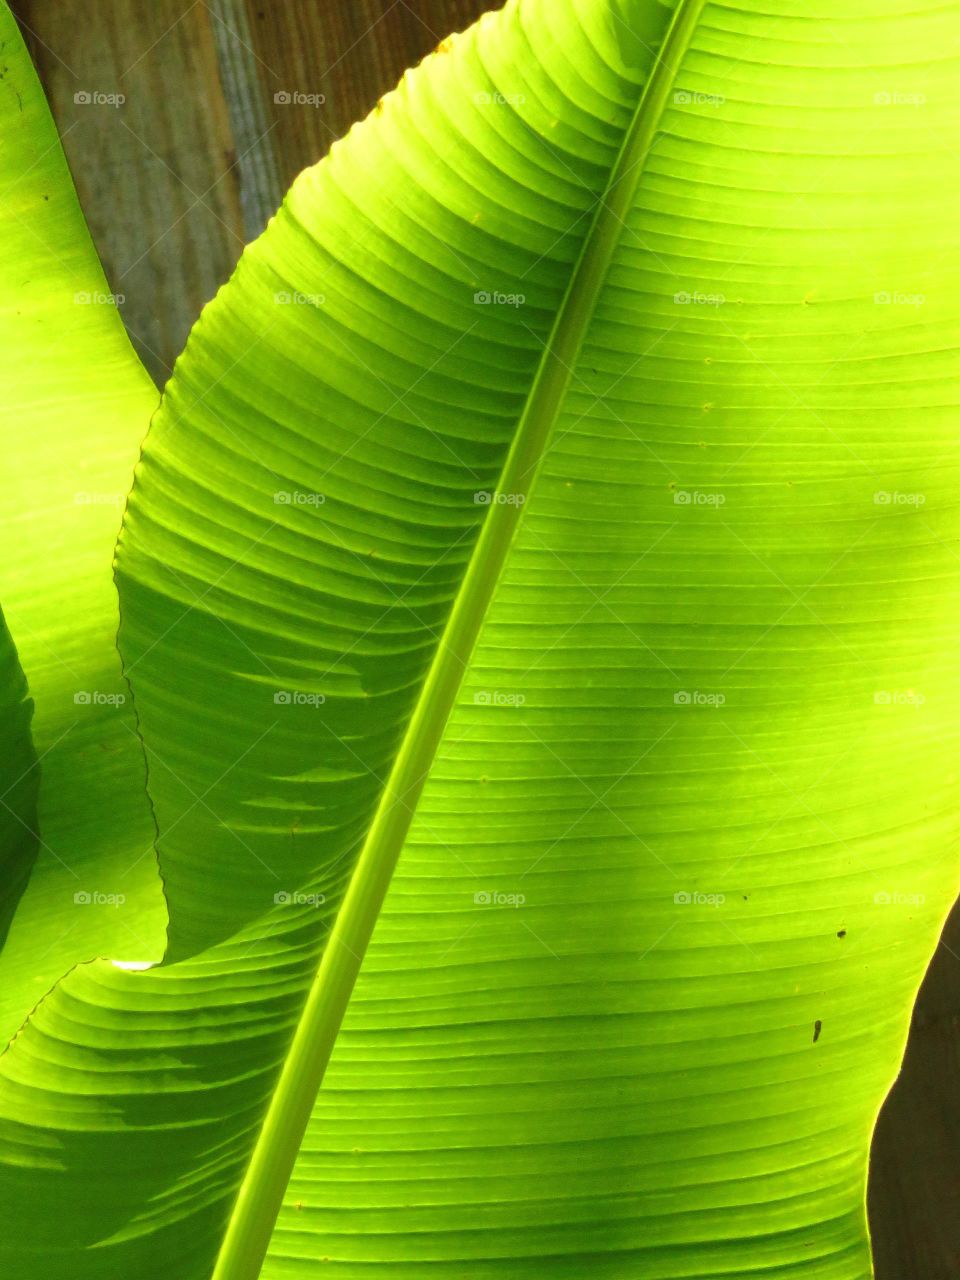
[{"xmin": 1, "ymin": 2, "xmax": 958, "ymax": 1279}]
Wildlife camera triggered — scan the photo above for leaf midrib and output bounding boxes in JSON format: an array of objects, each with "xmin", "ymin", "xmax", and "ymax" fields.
[{"xmin": 211, "ymin": 4, "xmax": 707, "ymax": 1276}]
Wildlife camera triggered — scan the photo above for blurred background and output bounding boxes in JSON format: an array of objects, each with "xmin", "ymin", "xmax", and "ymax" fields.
[{"xmin": 10, "ymin": 2, "xmax": 960, "ymax": 1274}]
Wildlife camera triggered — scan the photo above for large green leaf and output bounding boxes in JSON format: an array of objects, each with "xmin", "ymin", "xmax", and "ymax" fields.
[
  {"xmin": 0, "ymin": 1, "xmax": 165, "ymax": 1042},
  {"xmin": 1, "ymin": 1, "xmax": 959, "ymax": 1278},
  {"xmin": 0, "ymin": 606, "xmax": 38, "ymax": 949}
]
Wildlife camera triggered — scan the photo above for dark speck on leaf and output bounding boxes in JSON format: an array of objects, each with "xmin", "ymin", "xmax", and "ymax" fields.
[
  {"xmin": 837, "ymin": 929, "xmax": 846, "ymax": 938},
  {"xmin": 813, "ymin": 1020, "xmax": 822, "ymax": 1043}
]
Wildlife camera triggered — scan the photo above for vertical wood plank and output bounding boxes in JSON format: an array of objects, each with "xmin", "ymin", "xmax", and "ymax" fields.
[{"xmin": 205, "ymin": 0, "xmax": 284, "ymax": 239}]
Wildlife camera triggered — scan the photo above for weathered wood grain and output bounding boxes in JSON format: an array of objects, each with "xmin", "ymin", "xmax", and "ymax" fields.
[
  {"xmin": 241, "ymin": 0, "xmax": 492, "ymax": 193},
  {"xmin": 205, "ymin": 0, "xmax": 284, "ymax": 240}
]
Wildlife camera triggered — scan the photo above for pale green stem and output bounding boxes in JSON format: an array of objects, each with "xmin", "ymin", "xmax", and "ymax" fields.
[{"xmin": 211, "ymin": 4, "xmax": 707, "ymax": 1276}]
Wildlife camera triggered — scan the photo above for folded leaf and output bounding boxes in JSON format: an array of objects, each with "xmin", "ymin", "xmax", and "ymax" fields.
[
  {"xmin": 0, "ymin": 606, "xmax": 38, "ymax": 949},
  {"xmin": 0, "ymin": 0, "xmax": 165, "ymax": 1042}
]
